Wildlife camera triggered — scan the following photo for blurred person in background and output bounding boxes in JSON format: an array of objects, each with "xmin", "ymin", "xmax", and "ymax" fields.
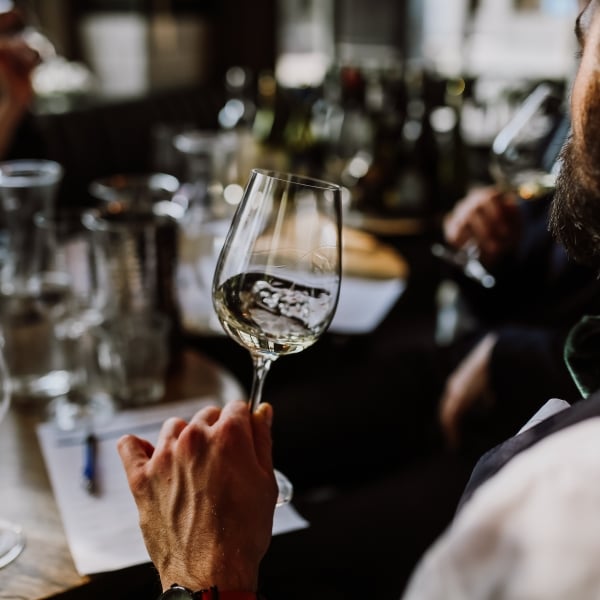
[
  {"xmin": 263, "ymin": 93, "xmax": 600, "ymax": 501},
  {"xmin": 0, "ymin": 4, "xmax": 39, "ymax": 159},
  {"xmin": 437, "ymin": 108, "xmax": 600, "ymax": 452}
]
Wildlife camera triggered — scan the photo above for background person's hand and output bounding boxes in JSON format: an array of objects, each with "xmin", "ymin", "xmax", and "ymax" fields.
[
  {"xmin": 0, "ymin": 34, "xmax": 39, "ymax": 159},
  {"xmin": 0, "ymin": 36, "xmax": 39, "ymax": 110},
  {"xmin": 118, "ymin": 400, "xmax": 277, "ymax": 593},
  {"xmin": 439, "ymin": 333, "xmax": 498, "ymax": 447},
  {"xmin": 443, "ymin": 186, "xmax": 521, "ymax": 267}
]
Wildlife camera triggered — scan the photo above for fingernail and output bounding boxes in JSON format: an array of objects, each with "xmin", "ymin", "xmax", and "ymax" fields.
[{"xmin": 258, "ymin": 403, "xmax": 273, "ymax": 427}]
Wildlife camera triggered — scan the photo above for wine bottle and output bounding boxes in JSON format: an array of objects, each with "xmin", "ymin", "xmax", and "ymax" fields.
[{"xmin": 378, "ymin": 63, "xmax": 439, "ymax": 219}]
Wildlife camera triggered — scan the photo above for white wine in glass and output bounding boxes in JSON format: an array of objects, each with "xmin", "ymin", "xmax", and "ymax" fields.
[
  {"xmin": 0, "ymin": 336, "xmax": 25, "ymax": 568},
  {"xmin": 212, "ymin": 169, "xmax": 342, "ymax": 505}
]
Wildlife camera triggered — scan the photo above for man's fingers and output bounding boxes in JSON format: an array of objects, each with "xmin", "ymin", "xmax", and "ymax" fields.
[
  {"xmin": 155, "ymin": 417, "xmax": 188, "ymax": 452},
  {"xmin": 117, "ymin": 434, "xmax": 154, "ymax": 470},
  {"xmin": 189, "ymin": 404, "xmax": 222, "ymax": 428},
  {"xmin": 218, "ymin": 399, "xmax": 251, "ymax": 423},
  {"xmin": 252, "ymin": 403, "xmax": 274, "ymax": 472},
  {"xmin": 217, "ymin": 400, "xmax": 274, "ymax": 473}
]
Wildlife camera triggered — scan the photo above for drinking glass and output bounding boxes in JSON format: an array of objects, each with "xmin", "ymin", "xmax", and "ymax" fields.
[
  {"xmin": 212, "ymin": 169, "xmax": 342, "ymax": 505},
  {"xmin": 88, "ymin": 172, "xmax": 184, "ymax": 220},
  {"xmin": 0, "ymin": 338, "xmax": 25, "ymax": 568},
  {"xmin": 31, "ymin": 209, "xmax": 114, "ymax": 431},
  {"xmin": 489, "ymin": 83, "xmax": 561, "ymax": 197},
  {"xmin": 432, "ymin": 83, "xmax": 562, "ymax": 287},
  {"xmin": 0, "ymin": 159, "xmax": 69, "ymax": 402}
]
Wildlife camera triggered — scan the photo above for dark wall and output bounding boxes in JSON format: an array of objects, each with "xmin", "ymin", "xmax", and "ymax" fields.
[
  {"xmin": 55, "ymin": 0, "xmax": 277, "ymax": 87},
  {"xmin": 210, "ymin": 0, "xmax": 277, "ymax": 83}
]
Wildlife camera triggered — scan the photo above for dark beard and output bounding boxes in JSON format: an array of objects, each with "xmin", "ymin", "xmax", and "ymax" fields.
[
  {"xmin": 549, "ymin": 75, "xmax": 600, "ymax": 268},
  {"xmin": 550, "ymin": 138, "xmax": 600, "ymax": 269}
]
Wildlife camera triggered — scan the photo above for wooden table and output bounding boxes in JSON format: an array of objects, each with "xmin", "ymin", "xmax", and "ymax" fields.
[{"xmin": 0, "ymin": 349, "xmax": 245, "ymax": 600}]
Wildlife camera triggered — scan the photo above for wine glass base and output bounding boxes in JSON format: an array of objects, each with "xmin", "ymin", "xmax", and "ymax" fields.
[
  {"xmin": 274, "ymin": 469, "xmax": 293, "ymax": 506},
  {"xmin": 0, "ymin": 519, "xmax": 25, "ymax": 568}
]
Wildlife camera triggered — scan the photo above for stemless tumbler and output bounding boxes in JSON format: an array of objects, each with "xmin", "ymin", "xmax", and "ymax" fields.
[{"xmin": 0, "ymin": 160, "xmax": 74, "ymax": 403}]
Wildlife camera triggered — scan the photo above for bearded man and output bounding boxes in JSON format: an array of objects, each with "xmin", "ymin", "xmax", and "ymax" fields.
[{"xmin": 401, "ymin": 3, "xmax": 600, "ymax": 596}]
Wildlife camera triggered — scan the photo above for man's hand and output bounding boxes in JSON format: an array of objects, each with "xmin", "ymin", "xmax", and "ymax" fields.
[
  {"xmin": 439, "ymin": 333, "xmax": 498, "ymax": 447},
  {"xmin": 444, "ymin": 186, "xmax": 521, "ymax": 266},
  {"xmin": 0, "ymin": 34, "xmax": 39, "ymax": 158},
  {"xmin": 0, "ymin": 36, "xmax": 39, "ymax": 110},
  {"xmin": 117, "ymin": 400, "xmax": 277, "ymax": 593}
]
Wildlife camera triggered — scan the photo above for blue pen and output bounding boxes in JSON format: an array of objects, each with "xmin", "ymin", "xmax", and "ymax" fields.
[{"xmin": 82, "ymin": 433, "xmax": 97, "ymax": 495}]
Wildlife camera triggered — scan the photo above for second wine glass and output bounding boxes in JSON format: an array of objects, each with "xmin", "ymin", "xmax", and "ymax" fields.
[
  {"xmin": 212, "ymin": 169, "xmax": 342, "ymax": 505},
  {"xmin": 432, "ymin": 83, "xmax": 563, "ymax": 287}
]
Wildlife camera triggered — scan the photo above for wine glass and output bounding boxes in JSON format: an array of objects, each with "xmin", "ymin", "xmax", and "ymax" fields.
[
  {"xmin": 432, "ymin": 82, "xmax": 563, "ymax": 287},
  {"xmin": 212, "ymin": 169, "xmax": 342, "ymax": 505},
  {"xmin": 489, "ymin": 82, "xmax": 562, "ymax": 197},
  {"xmin": 0, "ymin": 336, "xmax": 25, "ymax": 568}
]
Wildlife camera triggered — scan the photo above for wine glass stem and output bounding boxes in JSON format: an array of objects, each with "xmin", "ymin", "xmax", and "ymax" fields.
[{"xmin": 249, "ymin": 354, "xmax": 273, "ymax": 412}]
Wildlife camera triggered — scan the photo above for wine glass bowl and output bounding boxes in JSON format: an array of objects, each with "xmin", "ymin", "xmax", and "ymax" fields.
[
  {"xmin": 212, "ymin": 169, "xmax": 342, "ymax": 504},
  {"xmin": 489, "ymin": 82, "xmax": 563, "ymax": 197}
]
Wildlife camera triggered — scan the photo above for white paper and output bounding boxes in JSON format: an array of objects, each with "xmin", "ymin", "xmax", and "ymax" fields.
[
  {"xmin": 37, "ymin": 396, "xmax": 309, "ymax": 576},
  {"xmin": 331, "ymin": 276, "xmax": 406, "ymax": 334}
]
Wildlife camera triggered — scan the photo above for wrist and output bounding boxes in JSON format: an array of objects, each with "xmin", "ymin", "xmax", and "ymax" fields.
[{"xmin": 159, "ymin": 559, "xmax": 259, "ymax": 594}]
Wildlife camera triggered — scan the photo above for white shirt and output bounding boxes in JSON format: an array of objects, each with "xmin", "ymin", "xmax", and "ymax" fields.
[{"xmin": 403, "ymin": 408, "xmax": 600, "ymax": 599}]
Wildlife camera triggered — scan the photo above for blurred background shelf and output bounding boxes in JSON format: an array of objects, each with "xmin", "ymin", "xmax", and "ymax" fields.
[{"xmin": 18, "ymin": 0, "xmax": 577, "ymax": 226}]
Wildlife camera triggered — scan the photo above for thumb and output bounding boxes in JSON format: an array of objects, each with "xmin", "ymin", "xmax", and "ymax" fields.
[{"xmin": 252, "ymin": 402, "xmax": 274, "ymax": 472}]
